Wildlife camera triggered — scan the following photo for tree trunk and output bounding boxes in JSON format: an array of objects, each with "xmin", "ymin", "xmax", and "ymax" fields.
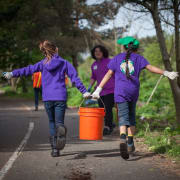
[
  {"xmin": 71, "ymin": 54, "xmax": 78, "ymax": 72},
  {"xmin": 10, "ymin": 78, "xmax": 20, "ymax": 92},
  {"xmin": 173, "ymin": 0, "xmax": 180, "ymax": 87},
  {"xmin": 21, "ymin": 77, "xmax": 28, "ymax": 93},
  {"xmin": 172, "ymin": 83, "xmax": 180, "ymax": 125},
  {"xmin": 151, "ymin": 6, "xmax": 180, "ymax": 124}
]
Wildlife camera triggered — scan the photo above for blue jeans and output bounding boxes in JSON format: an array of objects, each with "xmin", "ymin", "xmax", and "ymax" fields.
[
  {"xmin": 34, "ymin": 88, "xmax": 41, "ymax": 108},
  {"xmin": 44, "ymin": 101, "xmax": 66, "ymax": 136},
  {"xmin": 117, "ymin": 102, "xmax": 136, "ymax": 127}
]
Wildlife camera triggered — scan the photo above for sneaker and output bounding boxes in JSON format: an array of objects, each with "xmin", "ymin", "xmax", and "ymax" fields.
[
  {"xmin": 35, "ymin": 106, "xmax": 38, "ymax": 111},
  {"xmin": 103, "ymin": 126, "xmax": 111, "ymax": 136},
  {"xmin": 127, "ymin": 142, "xmax": 135, "ymax": 153},
  {"xmin": 119, "ymin": 138, "xmax": 129, "ymax": 160},
  {"xmin": 56, "ymin": 125, "xmax": 67, "ymax": 150},
  {"xmin": 112, "ymin": 123, "xmax": 116, "ymax": 129},
  {"xmin": 51, "ymin": 148, "xmax": 60, "ymax": 157},
  {"xmin": 49, "ymin": 136, "xmax": 60, "ymax": 157}
]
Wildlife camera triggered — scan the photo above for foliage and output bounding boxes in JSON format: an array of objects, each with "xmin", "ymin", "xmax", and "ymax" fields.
[
  {"xmin": 142, "ymin": 35, "xmax": 175, "ymax": 68},
  {"xmin": 137, "ymin": 72, "xmax": 176, "ymax": 126},
  {"xmin": 66, "ymin": 57, "xmax": 93, "ymax": 107},
  {"xmin": 143, "ymin": 42, "xmax": 163, "ymax": 67},
  {"xmin": 136, "ymin": 125, "xmax": 180, "ymax": 159},
  {"xmin": 136, "ymin": 37, "xmax": 176, "ymax": 127},
  {"xmin": 1, "ymin": 83, "xmax": 34, "ymax": 98},
  {"xmin": 125, "ymin": 0, "xmax": 180, "ymax": 125}
]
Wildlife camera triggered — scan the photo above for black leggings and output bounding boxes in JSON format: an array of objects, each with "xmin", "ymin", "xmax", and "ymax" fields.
[{"xmin": 98, "ymin": 93, "xmax": 114, "ymax": 129}]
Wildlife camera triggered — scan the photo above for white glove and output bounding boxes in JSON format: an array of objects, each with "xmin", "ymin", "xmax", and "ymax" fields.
[
  {"xmin": 3, "ymin": 72, "xmax": 13, "ymax": 79},
  {"xmin": 83, "ymin": 92, "xmax": 91, "ymax": 98},
  {"xmin": 163, "ymin": 71, "xmax": 179, "ymax": 80},
  {"xmin": 91, "ymin": 86, "xmax": 102, "ymax": 99}
]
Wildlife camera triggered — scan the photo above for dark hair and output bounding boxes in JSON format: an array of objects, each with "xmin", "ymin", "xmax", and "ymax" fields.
[
  {"xmin": 124, "ymin": 43, "xmax": 138, "ymax": 80},
  {"xmin": 91, "ymin": 45, "xmax": 109, "ymax": 60}
]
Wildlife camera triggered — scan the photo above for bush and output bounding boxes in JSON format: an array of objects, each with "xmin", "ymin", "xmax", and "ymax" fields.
[
  {"xmin": 137, "ymin": 70, "xmax": 176, "ymax": 128},
  {"xmin": 136, "ymin": 124, "xmax": 180, "ymax": 159}
]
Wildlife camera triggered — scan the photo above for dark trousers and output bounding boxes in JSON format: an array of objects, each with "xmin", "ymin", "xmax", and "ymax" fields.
[
  {"xmin": 44, "ymin": 101, "xmax": 67, "ymax": 136},
  {"xmin": 98, "ymin": 93, "xmax": 114, "ymax": 129},
  {"xmin": 34, "ymin": 88, "xmax": 41, "ymax": 108}
]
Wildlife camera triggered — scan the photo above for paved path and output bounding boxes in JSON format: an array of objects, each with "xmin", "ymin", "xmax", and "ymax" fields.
[{"xmin": 0, "ymin": 97, "xmax": 179, "ymax": 180}]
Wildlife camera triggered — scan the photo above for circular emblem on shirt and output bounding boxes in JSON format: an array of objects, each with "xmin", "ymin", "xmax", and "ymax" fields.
[
  {"xmin": 120, "ymin": 60, "xmax": 135, "ymax": 75},
  {"xmin": 93, "ymin": 65, "xmax": 97, "ymax": 70}
]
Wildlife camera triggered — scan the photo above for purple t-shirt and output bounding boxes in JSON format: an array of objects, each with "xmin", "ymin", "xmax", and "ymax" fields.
[
  {"xmin": 108, "ymin": 53, "xmax": 149, "ymax": 103},
  {"xmin": 12, "ymin": 54, "xmax": 87, "ymax": 101},
  {"xmin": 91, "ymin": 58, "xmax": 115, "ymax": 96}
]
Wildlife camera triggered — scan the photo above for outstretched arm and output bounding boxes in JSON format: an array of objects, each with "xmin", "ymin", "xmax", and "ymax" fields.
[
  {"xmin": 146, "ymin": 64, "xmax": 164, "ymax": 74},
  {"xmin": 146, "ymin": 64, "xmax": 178, "ymax": 80},
  {"xmin": 3, "ymin": 61, "xmax": 43, "ymax": 79}
]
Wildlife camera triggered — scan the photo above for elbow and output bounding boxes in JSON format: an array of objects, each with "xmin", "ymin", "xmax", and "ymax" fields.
[{"xmin": 146, "ymin": 65, "xmax": 153, "ymax": 73}]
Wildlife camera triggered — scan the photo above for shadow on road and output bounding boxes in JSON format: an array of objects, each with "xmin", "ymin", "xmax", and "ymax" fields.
[
  {"xmin": 127, "ymin": 152, "xmax": 157, "ymax": 161},
  {"xmin": 66, "ymin": 148, "xmax": 157, "ymax": 161}
]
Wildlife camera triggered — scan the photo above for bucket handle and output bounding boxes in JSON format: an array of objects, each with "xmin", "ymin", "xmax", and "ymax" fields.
[{"xmin": 79, "ymin": 96, "xmax": 106, "ymax": 112}]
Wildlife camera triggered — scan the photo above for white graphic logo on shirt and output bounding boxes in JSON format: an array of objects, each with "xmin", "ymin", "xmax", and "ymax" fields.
[
  {"xmin": 93, "ymin": 65, "xmax": 97, "ymax": 70},
  {"xmin": 120, "ymin": 60, "xmax": 135, "ymax": 75}
]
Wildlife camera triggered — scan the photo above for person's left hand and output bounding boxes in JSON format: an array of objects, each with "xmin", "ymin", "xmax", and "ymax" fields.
[
  {"xmin": 83, "ymin": 92, "xmax": 91, "ymax": 98},
  {"xmin": 2, "ymin": 72, "xmax": 13, "ymax": 79},
  {"xmin": 163, "ymin": 71, "xmax": 179, "ymax": 80}
]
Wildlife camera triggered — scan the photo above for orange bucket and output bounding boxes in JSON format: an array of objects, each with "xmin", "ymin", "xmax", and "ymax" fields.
[{"xmin": 78, "ymin": 107, "xmax": 105, "ymax": 140}]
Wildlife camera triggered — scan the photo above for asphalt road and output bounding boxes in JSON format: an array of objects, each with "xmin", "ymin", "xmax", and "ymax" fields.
[{"xmin": 0, "ymin": 97, "xmax": 179, "ymax": 180}]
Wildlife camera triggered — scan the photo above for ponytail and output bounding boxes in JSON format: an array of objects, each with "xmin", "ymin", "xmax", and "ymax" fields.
[
  {"xmin": 124, "ymin": 43, "xmax": 134, "ymax": 80},
  {"xmin": 39, "ymin": 40, "xmax": 57, "ymax": 63}
]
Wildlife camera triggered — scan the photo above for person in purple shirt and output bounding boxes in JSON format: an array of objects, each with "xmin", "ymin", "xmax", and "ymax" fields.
[
  {"xmin": 92, "ymin": 37, "xmax": 178, "ymax": 160},
  {"xmin": 88, "ymin": 45, "xmax": 115, "ymax": 135},
  {"xmin": 3, "ymin": 40, "xmax": 90, "ymax": 157}
]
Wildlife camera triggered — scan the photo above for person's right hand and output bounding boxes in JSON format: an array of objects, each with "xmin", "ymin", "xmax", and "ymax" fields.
[
  {"xmin": 91, "ymin": 86, "xmax": 102, "ymax": 99},
  {"xmin": 83, "ymin": 92, "xmax": 91, "ymax": 98},
  {"xmin": 2, "ymin": 72, "xmax": 13, "ymax": 79}
]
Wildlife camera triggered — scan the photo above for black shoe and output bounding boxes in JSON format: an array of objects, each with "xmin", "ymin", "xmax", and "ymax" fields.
[
  {"xmin": 51, "ymin": 148, "xmax": 60, "ymax": 157},
  {"xmin": 49, "ymin": 136, "xmax": 60, "ymax": 157},
  {"xmin": 110, "ymin": 127, "xmax": 114, "ymax": 134},
  {"xmin": 56, "ymin": 125, "xmax": 67, "ymax": 150},
  {"xmin": 103, "ymin": 127, "xmax": 111, "ymax": 136},
  {"xmin": 119, "ymin": 138, "xmax": 129, "ymax": 160},
  {"xmin": 127, "ymin": 142, "xmax": 135, "ymax": 153},
  {"xmin": 112, "ymin": 123, "xmax": 116, "ymax": 129},
  {"xmin": 35, "ymin": 106, "xmax": 38, "ymax": 111}
]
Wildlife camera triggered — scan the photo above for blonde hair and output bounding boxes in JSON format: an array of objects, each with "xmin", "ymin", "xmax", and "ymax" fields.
[{"xmin": 39, "ymin": 40, "xmax": 57, "ymax": 63}]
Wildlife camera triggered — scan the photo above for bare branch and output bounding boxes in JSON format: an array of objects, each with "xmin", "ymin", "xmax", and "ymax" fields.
[
  {"xmin": 123, "ymin": 6, "xmax": 149, "ymax": 13},
  {"xmin": 159, "ymin": 7, "xmax": 173, "ymax": 11},
  {"xmin": 159, "ymin": 13, "xmax": 175, "ymax": 27},
  {"xmin": 132, "ymin": 13, "xmax": 150, "ymax": 21},
  {"xmin": 128, "ymin": 0, "xmax": 152, "ymax": 11}
]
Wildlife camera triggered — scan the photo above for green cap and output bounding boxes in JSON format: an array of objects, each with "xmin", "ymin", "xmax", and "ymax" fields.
[{"xmin": 117, "ymin": 36, "xmax": 139, "ymax": 48}]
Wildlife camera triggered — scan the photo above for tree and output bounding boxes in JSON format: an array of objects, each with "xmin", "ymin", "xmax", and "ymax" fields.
[
  {"xmin": 0, "ymin": 0, "xmax": 124, "ymax": 89},
  {"xmin": 122, "ymin": 0, "xmax": 180, "ymax": 124}
]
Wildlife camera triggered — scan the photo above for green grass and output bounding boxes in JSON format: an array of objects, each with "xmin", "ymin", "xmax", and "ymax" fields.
[
  {"xmin": 136, "ymin": 124, "xmax": 180, "ymax": 160},
  {"xmin": 0, "ymin": 85, "xmax": 34, "ymax": 99}
]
